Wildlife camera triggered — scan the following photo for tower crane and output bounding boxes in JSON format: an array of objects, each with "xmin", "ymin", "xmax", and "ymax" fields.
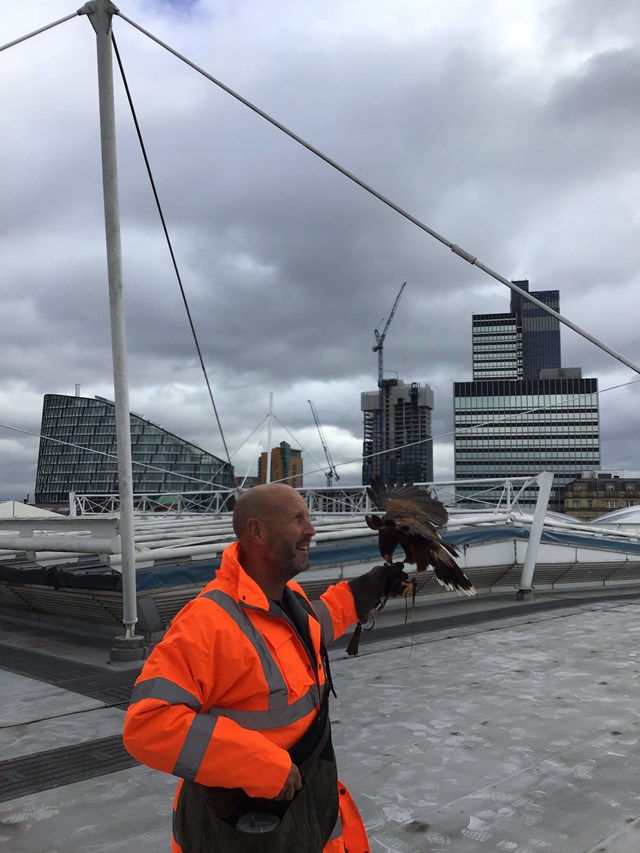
[
  {"xmin": 372, "ymin": 282, "xmax": 406, "ymax": 482},
  {"xmin": 372, "ymin": 281, "xmax": 406, "ymax": 388},
  {"xmin": 307, "ymin": 400, "xmax": 340, "ymax": 487}
]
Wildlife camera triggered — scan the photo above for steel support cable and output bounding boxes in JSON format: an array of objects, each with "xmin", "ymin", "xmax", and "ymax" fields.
[
  {"xmin": 0, "ymin": 10, "xmax": 80, "ymax": 53},
  {"xmin": 296, "ymin": 375, "xmax": 640, "ymax": 481},
  {"xmin": 116, "ymin": 11, "xmax": 640, "ymax": 378},
  {"xmin": 3, "ymin": 375, "xmax": 634, "ymax": 493},
  {"xmin": 110, "ymin": 34, "xmax": 232, "ymax": 483},
  {"xmin": 229, "ymin": 413, "xmax": 269, "ymax": 458},
  {"xmin": 271, "ymin": 413, "xmax": 328, "ymax": 475},
  {"xmin": 0, "ymin": 422, "xmax": 228, "ymax": 489}
]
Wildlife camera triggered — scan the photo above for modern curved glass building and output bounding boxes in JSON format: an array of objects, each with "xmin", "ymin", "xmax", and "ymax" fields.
[{"xmin": 35, "ymin": 394, "xmax": 234, "ymax": 505}]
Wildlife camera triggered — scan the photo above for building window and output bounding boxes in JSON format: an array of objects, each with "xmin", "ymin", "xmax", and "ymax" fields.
[{"xmin": 607, "ymin": 500, "xmax": 618, "ymax": 509}]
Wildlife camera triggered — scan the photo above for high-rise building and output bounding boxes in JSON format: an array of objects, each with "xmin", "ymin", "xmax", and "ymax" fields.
[
  {"xmin": 454, "ymin": 282, "xmax": 600, "ymax": 512},
  {"xmin": 258, "ymin": 441, "xmax": 303, "ymax": 487},
  {"xmin": 472, "ymin": 280, "xmax": 561, "ymax": 382},
  {"xmin": 509, "ymin": 279, "xmax": 561, "ymax": 379},
  {"xmin": 361, "ymin": 379, "xmax": 434, "ymax": 485},
  {"xmin": 472, "ymin": 312, "xmax": 522, "ymax": 380},
  {"xmin": 35, "ymin": 394, "xmax": 234, "ymax": 504}
]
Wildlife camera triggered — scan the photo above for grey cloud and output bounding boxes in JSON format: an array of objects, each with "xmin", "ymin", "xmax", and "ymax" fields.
[{"xmin": 1, "ymin": 0, "xmax": 639, "ymax": 500}]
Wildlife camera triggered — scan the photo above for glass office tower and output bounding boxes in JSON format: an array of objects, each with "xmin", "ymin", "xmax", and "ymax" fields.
[
  {"xmin": 510, "ymin": 279, "xmax": 561, "ymax": 380},
  {"xmin": 454, "ymin": 280, "xmax": 600, "ymax": 512},
  {"xmin": 35, "ymin": 394, "xmax": 234, "ymax": 504},
  {"xmin": 454, "ymin": 372, "xmax": 600, "ymax": 510},
  {"xmin": 472, "ymin": 313, "xmax": 522, "ymax": 380}
]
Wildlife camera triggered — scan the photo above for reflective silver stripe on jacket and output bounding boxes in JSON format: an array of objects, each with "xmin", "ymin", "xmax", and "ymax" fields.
[
  {"xmin": 208, "ymin": 682, "xmax": 320, "ymax": 730},
  {"xmin": 167, "ymin": 587, "xmax": 322, "ymax": 779},
  {"xmin": 203, "ymin": 589, "xmax": 291, "ymax": 710},
  {"xmin": 311, "ymin": 599, "xmax": 334, "ymax": 644},
  {"xmin": 129, "ymin": 676, "xmax": 202, "ymax": 710},
  {"xmin": 203, "ymin": 588, "xmax": 323, "ymax": 730},
  {"xmin": 173, "ymin": 712, "xmax": 217, "ymax": 780}
]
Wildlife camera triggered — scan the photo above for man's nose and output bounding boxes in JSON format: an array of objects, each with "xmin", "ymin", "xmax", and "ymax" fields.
[{"xmin": 305, "ymin": 518, "xmax": 316, "ymax": 536}]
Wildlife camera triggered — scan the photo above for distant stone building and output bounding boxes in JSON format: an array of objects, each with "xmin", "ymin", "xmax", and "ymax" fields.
[
  {"xmin": 564, "ymin": 472, "xmax": 640, "ymax": 521},
  {"xmin": 258, "ymin": 441, "xmax": 303, "ymax": 487},
  {"xmin": 35, "ymin": 393, "xmax": 234, "ymax": 505}
]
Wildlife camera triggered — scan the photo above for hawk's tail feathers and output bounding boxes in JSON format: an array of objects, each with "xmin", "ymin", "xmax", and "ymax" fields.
[{"xmin": 432, "ymin": 557, "xmax": 476, "ymax": 596}]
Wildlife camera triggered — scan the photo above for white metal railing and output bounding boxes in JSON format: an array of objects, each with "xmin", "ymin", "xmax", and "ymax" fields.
[
  {"xmin": 3, "ymin": 473, "xmax": 640, "ymax": 600},
  {"xmin": 70, "ymin": 489, "xmax": 237, "ymax": 516},
  {"xmin": 71, "ymin": 476, "xmax": 551, "ymax": 518}
]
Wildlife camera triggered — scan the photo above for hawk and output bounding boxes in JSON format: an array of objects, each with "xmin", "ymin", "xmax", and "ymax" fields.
[{"xmin": 366, "ymin": 476, "xmax": 475, "ymax": 596}]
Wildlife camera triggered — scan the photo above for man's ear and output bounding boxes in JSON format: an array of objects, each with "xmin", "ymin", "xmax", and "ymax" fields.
[{"xmin": 247, "ymin": 517, "xmax": 265, "ymax": 542}]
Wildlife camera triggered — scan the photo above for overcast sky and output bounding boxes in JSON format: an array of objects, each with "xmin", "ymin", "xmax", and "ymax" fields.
[{"xmin": 1, "ymin": 0, "xmax": 639, "ymax": 501}]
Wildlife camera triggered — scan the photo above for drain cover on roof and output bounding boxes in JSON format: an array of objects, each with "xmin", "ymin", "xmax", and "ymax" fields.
[{"xmin": 0, "ymin": 736, "xmax": 139, "ymax": 803}]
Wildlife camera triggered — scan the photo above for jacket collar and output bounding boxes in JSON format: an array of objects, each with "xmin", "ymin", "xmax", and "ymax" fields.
[{"xmin": 217, "ymin": 541, "xmax": 271, "ymax": 610}]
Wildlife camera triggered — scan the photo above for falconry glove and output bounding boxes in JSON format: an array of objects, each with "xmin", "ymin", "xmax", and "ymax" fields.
[{"xmin": 348, "ymin": 562, "xmax": 408, "ymax": 621}]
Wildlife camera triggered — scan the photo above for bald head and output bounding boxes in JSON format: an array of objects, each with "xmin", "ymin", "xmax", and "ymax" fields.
[
  {"xmin": 232, "ymin": 484, "xmax": 316, "ymax": 596},
  {"xmin": 233, "ymin": 483, "xmax": 303, "ymax": 539}
]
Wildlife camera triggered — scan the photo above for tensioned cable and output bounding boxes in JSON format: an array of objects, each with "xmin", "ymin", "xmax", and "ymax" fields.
[
  {"xmin": 356, "ymin": 376, "xmax": 640, "ymax": 470},
  {"xmin": 267, "ymin": 376, "xmax": 640, "ymax": 486},
  {"xmin": 1, "ymin": 12, "xmax": 231, "ymax": 484},
  {"xmin": 5, "ymin": 11, "xmax": 638, "ymax": 498},
  {"xmin": 0, "ymin": 422, "xmax": 229, "ymax": 489},
  {"xmin": 0, "ymin": 11, "xmax": 79, "ymax": 53},
  {"xmin": 116, "ymin": 11, "xmax": 640, "ymax": 378},
  {"xmin": 2, "ymin": 373, "xmax": 634, "ymax": 492},
  {"xmin": 110, "ymin": 33, "xmax": 232, "ymax": 479},
  {"xmin": 271, "ymin": 413, "xmax": 329, "ymax": 475},
  {"xmin": 229, "ymin": 413, "xmax": 269, "ymax": 459}
]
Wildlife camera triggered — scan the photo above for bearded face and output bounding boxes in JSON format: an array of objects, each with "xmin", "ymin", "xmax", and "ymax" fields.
[{"xmin": 264, "ymin": 524, "xmax": 312, "ymax": 581}]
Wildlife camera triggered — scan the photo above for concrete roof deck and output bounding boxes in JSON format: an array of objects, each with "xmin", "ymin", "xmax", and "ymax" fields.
[{"xmin": 2, "ymin": 589, "xmax": 640, "ymax": 852}]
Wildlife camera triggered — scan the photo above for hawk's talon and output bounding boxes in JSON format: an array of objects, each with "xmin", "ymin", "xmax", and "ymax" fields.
[{"xmin": 401, "ymin": 578, "xmax": 417, "ymax": 598}]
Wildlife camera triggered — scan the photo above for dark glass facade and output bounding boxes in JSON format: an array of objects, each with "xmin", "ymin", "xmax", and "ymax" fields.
[
  {"xmin": 35, "ymin": 394, "xmax": 234, "ymax": 504},
  {"xmin": 454, "ymin": 377, "xmax": 600, "ymax": 509},
  {"xmin": 510, "ymin": 279, "xmax": 561, "ymax": 380},
  {"xmin": 362, "ymin": 380, "xmax": 434, "ymax": 484},
  {"xmin": 454, "ymin": 279, "xmax": 600, "ymax": 512}
]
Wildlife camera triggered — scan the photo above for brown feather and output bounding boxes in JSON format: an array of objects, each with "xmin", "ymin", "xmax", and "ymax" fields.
[
  {"xmin": 366, "ymin": 477, "xmax": 475, "ymax": 596},
  {"xmin": 367, "ymin": 476, "xmax": 449, "ymax": 528}
]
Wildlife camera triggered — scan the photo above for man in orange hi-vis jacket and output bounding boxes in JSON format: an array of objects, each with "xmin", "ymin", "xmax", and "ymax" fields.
[{"xmin": 123, "ymin": 482, "xmax": 407, "ymax": 853}]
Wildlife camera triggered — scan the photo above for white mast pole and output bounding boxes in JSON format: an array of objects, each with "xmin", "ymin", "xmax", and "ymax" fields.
[
  {"xmin": 266, "ymin": 392, "xmax": 273, "ymax": 483},
  {"xmin": 83, "ymin": 1, "xmax": 143, "ymax": 659},
  {"xmin": 517, "ymin": 472, "xmax": 554, "ymax": 599}
]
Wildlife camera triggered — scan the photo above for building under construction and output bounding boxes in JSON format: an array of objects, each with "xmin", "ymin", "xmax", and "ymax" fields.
[{"xmin": 361, "ymin": 378, "xmax": 435, "ymax": 485}]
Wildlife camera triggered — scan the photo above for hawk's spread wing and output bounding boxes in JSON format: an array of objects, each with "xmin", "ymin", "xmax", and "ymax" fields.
[
  {"xmin": 366, "ymin": 476, "xmax": 475, "ymax": 596},
  {"xmin": 367, "ymin": 475, "xmax": 449, "ymax": 531}
]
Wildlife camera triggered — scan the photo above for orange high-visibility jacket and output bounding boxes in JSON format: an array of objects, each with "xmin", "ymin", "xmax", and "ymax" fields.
[{"xmin": 123, "ymin": 541, "xmax": 370, "ymax": 852}]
